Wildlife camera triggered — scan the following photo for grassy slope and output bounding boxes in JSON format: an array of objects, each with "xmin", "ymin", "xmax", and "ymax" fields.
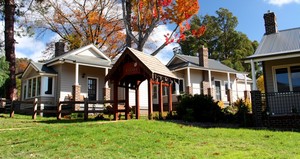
[{"xmin": 0, "ymin": 115, "xmax": 300, "ymax": 159}]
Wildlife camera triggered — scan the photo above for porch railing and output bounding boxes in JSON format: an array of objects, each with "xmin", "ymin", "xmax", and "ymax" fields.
[{"xmin": 262, "ymin": 91, "xmax": 300, "ymax": 115}]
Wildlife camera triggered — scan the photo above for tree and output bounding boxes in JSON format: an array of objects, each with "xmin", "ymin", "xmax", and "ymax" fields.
[
  {"xmin": 179, "ymin": 8, "xmax": 258, "ymax": 72},
  {"xmin": 23, "ymin": 0, "xmax": 125, "ymax": 58},
  {"xmin": 0, "ymin": 56, "xmax": 9, "ymax": 89},
  {"xmin": 121, "ymin": 0, "xmax": 205, "ymax": 56},
  {"xmin": 4, "ymin": 0, "xmax": 17, "ymax": 100},
  {"xmin": 257, "ymin": 75, "xmax": 265, "ymax": 93}
]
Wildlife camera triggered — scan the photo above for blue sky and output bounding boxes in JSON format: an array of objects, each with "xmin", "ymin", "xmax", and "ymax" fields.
[
  {"xmin": 198, "ymin": 0, "xmax": 300, "ymax": 41},
  {"xmin": 14, "ymin": 0, "xmax": 300, "ymax": 63}
]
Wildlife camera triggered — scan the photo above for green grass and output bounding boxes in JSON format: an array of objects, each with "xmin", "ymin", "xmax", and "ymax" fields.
[{"xmin": 0, "ymin": 114, "xmax": 300, "ymax": 159}]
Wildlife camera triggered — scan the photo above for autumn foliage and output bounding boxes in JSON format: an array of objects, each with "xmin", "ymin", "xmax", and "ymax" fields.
[
  {"xmin": 24, "ymin": 0, "xmax": 125, "ymax": 57},
  {"xmin": 125, "ymin": 0, "xmax": 205, "ymax": 54}
]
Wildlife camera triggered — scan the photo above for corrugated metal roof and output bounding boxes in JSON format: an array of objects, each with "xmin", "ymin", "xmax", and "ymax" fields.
[
  {"xmin": 248, "ymin": 27, "xmax": 300, "ymax": 59},
  {"xmin": 170, "ymin": 54, "xmax": 238, "ymax": 73},
  {"xmin": 128, "ymin": 48, "xmax": 177, "ymax": 79}
]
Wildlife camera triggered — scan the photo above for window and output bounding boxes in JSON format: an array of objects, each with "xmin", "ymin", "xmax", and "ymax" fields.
[
  {"xmin": 275, "ymin": 68, "xmax": 289, "ymax": 92},
  {"xmin": 44, "ymin": 77, "xmax": 53, "ymax": 95},
  {"xmin": 23, "ymin": 85, "xmax": 27, "ymax": 100},
  {"xmin": 25, "ymin": 76, "xmax": 54, "ymax": 99},
  {"xmin": 37, "ymin": 77, "xmax": 41, "ymax": 96},
  {"xmin": 32, "ymin": 78, "xmax": 36, "ymax": 97},
  {"xmin": 291, "ymin": 66, "xmax": 300, "ymax": 91},
  {"xmin": 274, "ymin": 65, "xmax": 300, "ymax": 92},
  {"xmin": 179, "ymin": 79, "xmax": 184, "ymax": 93},
  {"xmin": 28, "ymin": 79, "xmax": 32, "ymax": 98}
]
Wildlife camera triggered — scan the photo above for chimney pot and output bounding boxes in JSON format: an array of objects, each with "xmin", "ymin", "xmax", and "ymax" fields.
[
  {"xmin": 55, "ymin": 42, "xmax": 65, "ymax": 57},
  {"xmin": 264, "ymin": 11, "xmax": 278, "ymax": 35}
]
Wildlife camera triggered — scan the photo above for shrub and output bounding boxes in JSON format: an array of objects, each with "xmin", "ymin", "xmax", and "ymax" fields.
[
  {"xmin": 232, "ymin": 98, "xmax": 253, "ymax": 126},
  {"xmin": 176, "ymin": 94, "xmax": 223, "ymax": 122}
]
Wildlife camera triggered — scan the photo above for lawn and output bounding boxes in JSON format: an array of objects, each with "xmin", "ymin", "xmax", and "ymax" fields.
[{"xmin": 0, "ymin": 114, "xmax": 300, "ymax": 159}]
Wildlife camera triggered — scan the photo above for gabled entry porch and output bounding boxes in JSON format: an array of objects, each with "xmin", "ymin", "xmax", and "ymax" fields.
[{"xmin": 105, "ymin": 48, "xmax": 178, "ymax": 120}]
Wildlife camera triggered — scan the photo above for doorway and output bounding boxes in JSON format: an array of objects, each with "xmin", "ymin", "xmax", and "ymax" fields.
[
  {"xmin": 215, "ymin": 81, "xmax": 221, "ymax": 101},
  {"xmin": 88, "ymin": 78, "xmax": 97, "ymax": 100}
]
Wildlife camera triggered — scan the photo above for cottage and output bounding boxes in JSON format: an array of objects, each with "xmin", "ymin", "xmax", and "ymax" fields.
[
  {"xmin": 245, "ymin": 11, "xmax": 300, "ymax": 127},
  {"xmin": 167, "ymin": 46, "xmax": 252, "ymax": 105},
  {"xmin": 21, "ymin": 42, "xmax": 111, "ymax": 110}
]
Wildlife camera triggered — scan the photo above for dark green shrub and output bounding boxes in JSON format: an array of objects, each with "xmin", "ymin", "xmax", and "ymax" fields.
[
  {"xmin": 176, "ymin": 94, "xmax": 223, "ymax": 122},
  {"xmin": 232, "ymin": 99, "xmax": 253, "ymax": 126}
]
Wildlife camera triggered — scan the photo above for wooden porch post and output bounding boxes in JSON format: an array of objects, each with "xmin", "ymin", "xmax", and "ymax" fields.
[
  {"xmin": 135, "ymin": 81, "xmax": 140, "ymax": 119},
  {"xmin": 159, "ymin": 80, "xmax": 163, "ymax": 118},
  {"xmin": 148, "ymin": 79, "xmax": 153, "ymax": 120},
  {"xmin": 125, "ymin": 85, "xmax": 130, "ymax": 120},
  {"xmin": 113, "ymin": 81, "xmax": 119, "ymax": 120},
  {"xmin": 168, "ymin": 83, "xmax": 172, "ymax": 113}
]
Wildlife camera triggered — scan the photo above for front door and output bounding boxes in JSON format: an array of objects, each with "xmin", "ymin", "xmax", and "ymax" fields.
[
  {"xmin": 88, "ymin": 78, "xmax": 97, "ymax": 101},
  {"xmin": 215, "ymin": 81, "xmax": 221, "ymax": 101}
]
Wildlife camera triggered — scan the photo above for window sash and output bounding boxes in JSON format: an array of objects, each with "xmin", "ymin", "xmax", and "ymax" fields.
[
  {"xmin": 25, "ymin": 76, "xmax": 54, "ymax": 99},
  {"xmin": 274, "ymin": 65, "xmax": 300, "ymax": 92}
]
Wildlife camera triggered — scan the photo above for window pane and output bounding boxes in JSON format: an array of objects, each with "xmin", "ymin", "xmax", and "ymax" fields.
[
  {"xmin": 45, "ymin": 77, "xmax": 53, "ymax": 95},
  {"xmin": 32, "ymin": 78, "xmax": 36, "ymax": 97},
  {"xmin": 28, "ymin": 79, "xmax": 32, "ymax": 97},
  {"xmin": 172, "ymin": 82, "xmax": 176, "ymax": 94},
  {"xmin": 179, "ymin": 80, "xmax": 184, "ymax": 93},
  {"xmin": 37, "ymin": 77, "xmax": 41, "ymax": 96},
  {"xmin": 291, "ymin": 66, "xmax": 300, "ymax": 91},
  {"xmin": 276, "ymin": 68, "xmax": 290, "ymax": 92},
  {"xmin": 23, "ymin": 85, "xmax": 27, "ymax": 100}
]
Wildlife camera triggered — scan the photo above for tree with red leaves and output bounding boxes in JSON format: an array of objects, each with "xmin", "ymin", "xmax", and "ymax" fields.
[{"xmin": 121, "ymin": 0, "xmax": 205, "ymax": 56}]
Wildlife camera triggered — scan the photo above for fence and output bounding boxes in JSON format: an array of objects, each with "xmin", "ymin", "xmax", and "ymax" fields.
[
  {"xmin": 0, "ymin": 98, "xmax": 126, "ymax": 120},
  {"xmin": 262, "ymin": 91, "xmax": 300, "ymax": 115}
]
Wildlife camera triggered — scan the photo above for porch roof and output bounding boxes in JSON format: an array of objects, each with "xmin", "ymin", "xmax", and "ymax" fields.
[
  {"xmin": 245, "ymin": 27, "xmax": 300, "ymax": 62},
  {"xmin": 105, "ymin": 47, "xmax": 177, "ymax": 84},
  {"xmin": 46, "ymin": 44, "xmax": 111, "ymax": 67}
]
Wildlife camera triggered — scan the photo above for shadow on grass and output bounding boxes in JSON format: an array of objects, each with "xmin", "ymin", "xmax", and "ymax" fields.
[
  {"xmin": 158, "ymin": 119, "xmax": 300, "ymax": 133},
  {"xmin": 36, "ymin": 117, "xmax": 113, "ymax": 124}
]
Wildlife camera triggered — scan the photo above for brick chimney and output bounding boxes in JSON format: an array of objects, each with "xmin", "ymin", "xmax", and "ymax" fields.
[
  {"xmin": 55, "ymin": 42, "xmax": 65, "ymax": 57},
  {"xmin": 263, "ymin": 11, "xmax": 278, "ymax": 35},
  {"xmin": 198, "ymin": 45, "xmax": 208, "ymax": 68}
]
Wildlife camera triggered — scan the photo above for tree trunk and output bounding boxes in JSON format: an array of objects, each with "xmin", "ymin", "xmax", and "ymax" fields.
[
  {"xmin": 4, "ymin": 0, "xmax": 17, "ymax": 101},
  {"xmin": 125, "ymin": 0, "xmax": 132, "ymax": 47}
]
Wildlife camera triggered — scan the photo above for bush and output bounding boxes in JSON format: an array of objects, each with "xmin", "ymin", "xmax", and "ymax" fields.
[
  {"xmin": 232, "ymin": 98, "xmax": 253, "ymax": 126},
  {"xmin": 176, "ymin": 94, "xmax": 224, "ymax": 122}
]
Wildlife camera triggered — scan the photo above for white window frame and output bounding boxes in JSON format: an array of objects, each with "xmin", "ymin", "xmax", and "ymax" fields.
[
  {"xmin": 25, "ymin": 75, "xmax": 55, "ymax": 99},
  {"xmin": 41, "ymin": 76, "xmax": 55, "ymax": 96},
  {"xmin": 272, "ymin": 64, "xmax": 300, "ymax": 92}
]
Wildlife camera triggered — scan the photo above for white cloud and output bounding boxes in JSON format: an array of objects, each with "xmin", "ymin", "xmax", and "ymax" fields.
[
  {"xmin": 143, "ymin": 25, "xmax": 179, "ymax": 65},
  {"xmin": 15, "ymin": 36, "xmax": 47, "ymax": 61},
  {"xmin": 264, "ymin": 0, "xmax": 300, "ymax": 6}
]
